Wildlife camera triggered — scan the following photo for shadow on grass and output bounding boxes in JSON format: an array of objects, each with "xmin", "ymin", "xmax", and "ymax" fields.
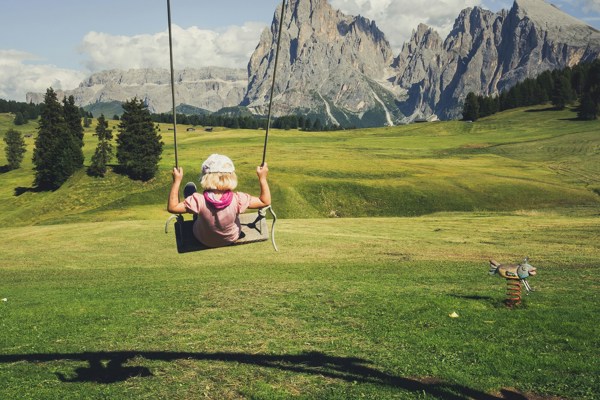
[
  {"xmin": 448, "ymin": 294, "xmax": 528, "ymax": 309},
  {"xmin": 524, "ymin": 107, "xmax": 558, "ymax": 113},
  {"xmin": 448, "ymin": 293, "xmax": 505, "ymax": 307},
  {"xmin": 14, "ymin": 186, "xmax": 43, "ymax": 196},
  {"xmin": 0, "ymin": 351, "xmax": 531, "ymax": 399}
]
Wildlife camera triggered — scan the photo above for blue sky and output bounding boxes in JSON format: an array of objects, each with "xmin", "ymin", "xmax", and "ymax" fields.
[{"xmin": 1, "ymin": 0, "xmax": 599, "ymax": 101}]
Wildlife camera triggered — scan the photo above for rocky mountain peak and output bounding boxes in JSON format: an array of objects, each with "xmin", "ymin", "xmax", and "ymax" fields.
[
  {"xmin": 392, "ymin": 0, "xmax": 600, "ymax": 119},
  {"xmin": 243, "ymin": 0, "xmax": 398, "ymax": 127},
  {"xmin": 513, "ymin": 0, "xmax": 591, "ymax": 28}
]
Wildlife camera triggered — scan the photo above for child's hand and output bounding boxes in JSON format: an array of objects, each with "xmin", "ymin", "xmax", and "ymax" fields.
[
  {"xmin": 256, "ymin": 163, "xmax": 269, "ymax": 180},
  {"xmin": 172, "ymin": 167, "xmax": 183, "ymax": 183}
]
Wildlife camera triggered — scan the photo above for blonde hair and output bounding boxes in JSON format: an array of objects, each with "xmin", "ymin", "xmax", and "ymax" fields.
[{"xmin": 200, "ymin": 172, "xmax": 238, "ymax": 191}]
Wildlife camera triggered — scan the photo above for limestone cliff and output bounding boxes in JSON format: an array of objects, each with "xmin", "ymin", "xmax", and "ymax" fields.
[
  {"xmin": 27, "ymin": 67, "xmax": 247, "ymax": 114},
  {"xmin": 242, "ymin": 0, "xmax": 402, "ymax": 127}
]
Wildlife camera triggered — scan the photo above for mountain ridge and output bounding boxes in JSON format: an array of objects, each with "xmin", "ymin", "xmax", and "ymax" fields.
[{"xmin": 26, "ymin": 0, "xmax": 600, "ymax": 126}]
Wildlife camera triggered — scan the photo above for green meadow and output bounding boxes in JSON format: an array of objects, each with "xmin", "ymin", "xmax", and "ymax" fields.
[{"xmin": 0, "ymin": 105, "xmax": 598, "ymax": 399}]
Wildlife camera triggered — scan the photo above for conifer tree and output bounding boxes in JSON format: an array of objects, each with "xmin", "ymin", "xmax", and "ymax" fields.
[
  {"xmin": 578, "ymin": 93, "xmax": 598, "ymax": 120},
  {"xmin": 551, "ymin": 76, "xmax": 575, "ymax": 110},
  {"xmin": 462, "ymin": 92, "xmax": 480, "ymax": 121},
  {"xmin": 312, "ymin": 118, "xmax": 323, "ymax": 131},
  {"xmin": 116, "ymin": 98, "xmax": 163, "ymax": 181},
  {"xmin": 88, "ymin": 114, "xmax": 113, "ymax": 177},
  {"xmin": 33, "ymin": 88, "xmax": 82, "ymax": 190},
  {"xmin": 63, "ymin": 95, "xmax": 84, "ymax": 168},
  {"xmin": 3, "ymin": 128, "xmax": 26, "ymax": 170},
  {"xmin": 13, "ymin": 112, "xmax": 26, "ymax": 126},
  {"xmin": 587, "ymin": 60, "xmax": 600, "ymax": 107}
]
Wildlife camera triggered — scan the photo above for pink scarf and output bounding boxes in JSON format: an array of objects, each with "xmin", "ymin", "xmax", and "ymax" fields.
[{"xmin": 203, "ymin": 190, "xmax": 233, "ymax": 209}]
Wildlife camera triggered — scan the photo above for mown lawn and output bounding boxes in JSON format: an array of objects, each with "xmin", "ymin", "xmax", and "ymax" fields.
[
  {"xmin": 1, "ymin": 210, "xmax": 598, "ymax": 399},
  {"xmin": 1, "ymin": 106, "xmax": 599, "ymax": 398}
]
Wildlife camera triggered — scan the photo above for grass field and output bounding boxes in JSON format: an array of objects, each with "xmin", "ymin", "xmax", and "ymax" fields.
[{"xmin": 0, "ymin": 106, "xmax": 599, "ymax": 399}]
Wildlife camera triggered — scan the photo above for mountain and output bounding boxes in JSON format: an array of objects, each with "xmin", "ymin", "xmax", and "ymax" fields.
[
  {"xmin": 26, "ymin": 68, "xmax": 247, "ymax": 116},
  {"xmin": 392, "ymin": 0, "xmax": 600, "ymax": 119},
  {"xmin": 26, "ymin": 0, "xmax": 600, "ymax": 125},
  {"xmin": 242, "ymin": 0, "xmax": 401, "ymax": 127}
]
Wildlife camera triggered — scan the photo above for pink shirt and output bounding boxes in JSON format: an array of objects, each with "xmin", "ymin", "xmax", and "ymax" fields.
[{"xmin": 183, "ymin": 192, "xmax": 252, "ymax": 248}]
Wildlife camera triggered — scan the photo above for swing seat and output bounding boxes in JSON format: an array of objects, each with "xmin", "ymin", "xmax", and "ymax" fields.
[{"xmin": 165, "ymin": 207, "xmax": 278, "ymax": 253}]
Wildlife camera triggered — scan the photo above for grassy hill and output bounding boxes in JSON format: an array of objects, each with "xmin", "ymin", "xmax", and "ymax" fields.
[
  {"xmin": 0, "ymin": 106, "xmax": 599, "ymax": 399},
  {"xmin": 0, "ymin": 104, "xmax": 598, "ymax": 226}
]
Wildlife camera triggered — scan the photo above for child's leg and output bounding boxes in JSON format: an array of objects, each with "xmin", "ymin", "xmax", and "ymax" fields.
[{"xmin": 183, "ymin": 182, "xmax": 197, "ymax": 198}]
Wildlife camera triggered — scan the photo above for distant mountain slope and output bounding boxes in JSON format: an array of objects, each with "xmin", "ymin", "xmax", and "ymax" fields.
[
  {"xmin": 27, "ymin": 68, "xmax": 247, "ymax": 115},
  {"xmin": 393, "ymin": 0, "xmax": 600, "ymax": 119}
]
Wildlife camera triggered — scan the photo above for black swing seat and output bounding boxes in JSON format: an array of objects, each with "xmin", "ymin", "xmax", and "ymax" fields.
[{"xmin": 165, "ymin": 206, "xmax": 278, "ymax": 253}]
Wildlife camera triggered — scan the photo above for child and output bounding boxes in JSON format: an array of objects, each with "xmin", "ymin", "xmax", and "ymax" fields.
[{"xmin": 167, "ymin": 154, "xmax": 271, "ymax": 248}]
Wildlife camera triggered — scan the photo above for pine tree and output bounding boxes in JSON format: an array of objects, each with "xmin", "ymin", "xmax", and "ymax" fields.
[
  {"xmin": 312, "ymin": 118, "xmax": 323, "ymax": 131},
  {"xmin": 587, "ymin": 60, "xmax": 600, "ymax": 107},
  {"xmin": 302, "ymin": 118, "xmax": 311, "ymax": 131},
  {"xmin": 3, "ymin": 129, "xmax": 26, "ymax": 170},
  {"xmin": 13, "ymin": 112, "xmax": 26, "ymax": 126},
  {"xmin": 63, "ymin": 95, "xmax": 84, "ymax": 168},
  {"xmin": 536, "ymin": 70, "xmax": 554, "ymax": 102},
  {"xmin": 116, "ymin": 98, "xmax": 163, "ymax": 181},
  {"xmin": 462, "ymin": 92, "xmax": 480, "ymax": 121},
  {"xmin": 33, "ymin": 88, "xmax": 81, "ymax": 190},
  {"xmin": 88, "ymin": 114, "xmax": 113, "ymax": 177},
  {"xmin": 578, "ymin": 93, "xmax": 598, "ymax": 120},
  {"xmin": 551, "ymin": 76, "xmax": 575, "ymax": 110}
]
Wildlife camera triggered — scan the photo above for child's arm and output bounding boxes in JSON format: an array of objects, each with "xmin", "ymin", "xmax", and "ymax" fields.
[
  {"xmin": 167, "ymin": 167, "xmax": 188, "ymax": 214},
  {"xmin": 248, "ymin": 163, "xmax": 271, "ymax": 209}
]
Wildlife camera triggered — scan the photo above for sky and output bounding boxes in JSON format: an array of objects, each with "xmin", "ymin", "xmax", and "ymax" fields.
[{"xmin": 1, "ymin": 0, "xmax": 599, "ymax": 102}]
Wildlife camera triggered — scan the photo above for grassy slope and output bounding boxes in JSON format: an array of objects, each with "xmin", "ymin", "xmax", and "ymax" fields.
[
  {"xmin": 0, "ymin": 106, "xmax": 599, "ymax": 399},
  {"xmin": 0, "ymin": 105, "xmax": 598, "ymax": 226}
]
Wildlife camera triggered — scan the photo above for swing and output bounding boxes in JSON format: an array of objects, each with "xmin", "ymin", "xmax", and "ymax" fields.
[
  {"xmin": 164, "ymin": 0, "xmax": 286, "ymax": 253},
  {"xmin": 165, "ymin": 206, "xmax": 278, "ymax": 253}
]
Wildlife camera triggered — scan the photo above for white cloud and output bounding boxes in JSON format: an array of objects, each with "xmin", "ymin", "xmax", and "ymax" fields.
[
  {"xmin": 330, "ymin": 0, "xmax": 489, "ymax": 51},
  {"xmin": 78, "ymin": 22, "xmax": 266, "ymax": 72},
  {"xmin": 0, "ymin": 50, "xmax": 85, "ymax": 102},
  {"xmin": 583, "ymin": 0, "xmax": 600, "ymax": 12}
]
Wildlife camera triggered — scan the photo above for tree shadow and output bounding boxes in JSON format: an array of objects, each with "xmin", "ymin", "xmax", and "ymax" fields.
[
  {"xmin": 524, "ymin": 107, "xmax": 558, "ymax": 113},
  {"xmin": 0, "ymin": 165, "xmax": 10, "ymax": 174},
  {"xmin": 14, "ymin": 186, "xmax": 44, "ymax": 196},
  {"xmin": 0, "ymin": 350, "xmax": 533, "ymax": 398}
]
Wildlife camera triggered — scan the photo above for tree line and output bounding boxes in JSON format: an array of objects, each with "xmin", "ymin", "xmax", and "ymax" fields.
[
  {"xmin": 0, "ymin": 99, "xmax": 43, "ymax": 126},
  {"xmin": 151, "ymin": 112, "xmax": 344, "ymax": 132},
  {"xmin": 0, "ymin": 97, "xmax": 92, "ymax": 126},
  {"xmin": 3, "ymin": 89, "xmax": 347, "ymax": 190},
  {"xmin": 462, "ymin": 60, "xmax": 600, "ymax": 121},
  {"xmin": 3, "ymin": 88, "xmax": 163, "ymax": 190}
]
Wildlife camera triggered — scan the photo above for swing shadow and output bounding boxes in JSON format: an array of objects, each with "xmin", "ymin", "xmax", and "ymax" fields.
[{"xmin": 0, "ymin": 350, "xmax": 530, "ymax": 399}]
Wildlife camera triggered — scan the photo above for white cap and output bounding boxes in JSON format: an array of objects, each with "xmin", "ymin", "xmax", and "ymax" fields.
[{"xmin": 201, "ymin": 154, "xmax": 235, "ymax": 175}]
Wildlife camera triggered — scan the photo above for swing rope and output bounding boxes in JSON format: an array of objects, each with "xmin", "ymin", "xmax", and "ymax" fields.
[
  {"xmin": 166, "ymin": 0, "xmax": 287, "ymax": 168},
  {"xmin": 262, "ymin": 0, "xmax": 287, "ymax": 166},
  {"xmin": 166, "ymin": 0, "xmax": 179, "ymax": 169}
]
